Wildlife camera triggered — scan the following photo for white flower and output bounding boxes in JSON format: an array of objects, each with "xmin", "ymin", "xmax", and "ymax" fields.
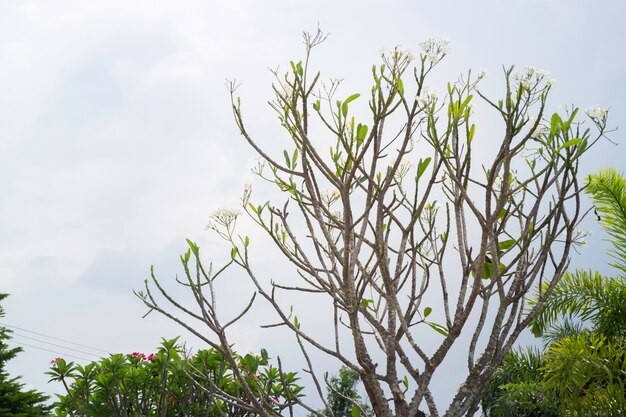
[
  {"xmin": 210, "ymin": 208, "xmax": 241, "ymax": 223},
  {"xmin": 396, "ymin": 158, "xmax": 414, "ymax": 178},
  {"xmin": 478, "ymin": 70, "xmax": 487, "ymax": 79},
  {"xmin": 331, "ymin": 77, "xmax": 344, "ymax": 84},
  {"xmin": 425, "ymin": 201, "xmax": 440, "ymax": 211},
  {"xmin": 546, "ymin": 78, "xmax": 556, "ymax": 87},
  {"xmin": 419, "ymin": 37, "xmax": 450, "ymax": 63},
  {"xmin": 573, "ymin": 228, "xmax": 589, "ymax": 247},
  {"xmin": 521, "ymin": 77, "xmax": 536, "ymax": 89},
  {"xmin": 524, "ymin": 66, "xmax": 549, "ymax": 78},
  {"xmin": 515, "ymin": 67, "xmax": 550, "ymax": 92},
  {"xmin": 415, "ymin": 86, "xmax": 438, "ymax": 106},
  {"xmin": 585, "ymin": 106, "xmax": 608, "ymax": 119},
  {"xmin": 531, "ymin": 123, "xmax": 549, "ymax": 139},
  {"xmin": 321, "ymin": 189, "xmax": 341, "ymax": 206}
]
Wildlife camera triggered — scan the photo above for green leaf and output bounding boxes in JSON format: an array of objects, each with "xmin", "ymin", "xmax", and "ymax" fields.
[
  {"xmin": 397, "ymin": 78, "xmax": 404, "ymax": 95},
  {"xmin": 498, "ymin": 239, "xmax": 516, "ymax": 251},
  {"xmin": 342, "ymin": 93, "xmax": 361, "ymax": 117},
  {"xmin": 352, "ymin": 405, "xmax": 361, "ymax": 417},
  {"xmin": 360, "ymin": 299, "xmax": 373, "ymax": 308},
  {"xmin": 356, "ymin": 124, "xmax": 369, "ymax": 143},
  {"xmin": 550, "ymin": 113, "xmax": 563, "ymax": 135},
  {"xmin": 557, "ymin": 138, "xmax": 583, "ymax": 152},
  {"xmin": 427, "ymin": 321, "xmax": 449, "ymax": 337},
  {"xmin": 468, "ymin": 124, "xmax": 476, "ymax": 142},
  {"xmin": 460, "ymin": 94, "xmax": 473, "ymax": 111},
  {"xmin": 186, "ymin": 239, "xmax": 199, "ymax": 257},
  {"xmin": 482, "ymin": 260, "xmax": 494, "ymax": 279},
  {"xmin": 423, "ymin": 307, "xmax": 432, "ymax": 318},
  {"xmin": 402, "ymin": 375, "xmax": 409, "ymax": 389},
  {"xmin": 243, "ymin": 353, "xmax": 258, "ymax": 373},
  {"xmin": 417, "ymin": 157, "xmax": 432, "ymax": 180},
  {"xmin": 230, "ymin": 246, "xmax": 238, "ymax": 259},
  {"xmin": 283, "ymin": 150, "xmax": 291, "ymax": 168},
  {"xmin": 244, "ymin": 236, "xmax": 250, "ymax": 247},
  {"xmin": 292, "ymin": 148, "xmax": 299, "ymax": 168}
]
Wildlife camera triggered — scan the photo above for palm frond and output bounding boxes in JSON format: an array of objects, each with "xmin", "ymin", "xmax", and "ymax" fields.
[
  {"xmin": 529, "ymin": 269, "xmax": 626, "ymax": 337},
  {"xmin": 481, "ymin": 347, "xmax": 550, "ymax": 416},
  {"xmin": 541, "ymin": 319, "xmax": 587, "ymax": 348},
  {"xmin": 586, "ymin": 168, "xmax": 626, "ymax": 275}
]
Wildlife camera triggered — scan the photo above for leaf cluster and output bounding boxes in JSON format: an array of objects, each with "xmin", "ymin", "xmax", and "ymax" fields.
[{"xmin": 48, "ymin": 337, "xmax": 302, "ymax": 417}]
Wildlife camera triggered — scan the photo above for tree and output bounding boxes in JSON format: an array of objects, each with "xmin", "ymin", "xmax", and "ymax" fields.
[
  {"xmin": 47, "ymin": 338, "xmax": 302, "ymax": 417},
  {"xmin": 0, "ymin": 294, "xmax": 52, "ymax": 416},
  {"xmin": 136, "ymin": 29, "xmax": 610, "ymax": 416},
  {"xmin": 482, "ymin": 168, "xmax": 626, "ymax": 416},
  {"xmin": 313, "ymin": 366, "xmax": 373, "ymax": 417}
]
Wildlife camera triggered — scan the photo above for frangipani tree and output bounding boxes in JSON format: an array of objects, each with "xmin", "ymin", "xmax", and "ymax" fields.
[{"xmin": 136, "ymin": 30, "xmax": 610, "ymax": 417}]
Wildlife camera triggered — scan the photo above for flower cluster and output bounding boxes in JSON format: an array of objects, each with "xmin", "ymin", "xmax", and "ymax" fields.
[
  {"xmin": 207, "ymin": 208, "xmax": 241, "ymax": 232},
  {"xmin": 320, "ymin": 189, "xmax": 341, "ymax": 206},
  {"xmin": 527, "ymin": 117, "xmax": 550, "ymax": 139},
  {"xmin": 574, "ymin": 227, "xmax": 590, "ymax": 247},
  {"xmin": 418, "ymin": 37, "xmax": 450, "ymax": 64},
  {"xmin": 512, "ymin": 66, "xmax": 553, "ymax": 91},
  {"xmin": 131, "ymin": 351, "xmax": 146, "ymax": 360},
  {"xmin": 585, "ymin": 106, "xmax": 609, "ymax": 119},
  {"xmin": 50, "ymin": 357, "xmax": 63, "ymax": 365},
  {"xmin": 129, "ymin": 351, "xmax": 158, "ymax": 362},
  {"xmin": 395, "ymin": 158, "xmax": 414, "ymax": 180},
  {"xmin": 415, "ymin": 86, "xmax": 438, "ymax": 107}
]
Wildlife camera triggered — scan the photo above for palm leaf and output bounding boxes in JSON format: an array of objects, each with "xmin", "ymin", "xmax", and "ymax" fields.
[
  {"xmin": 586, "ymin": 168, "xmax": 626, "ymax": 275},
  {"xmin": 529, "ymin": 270, "xmax": 626, "ymax": 337}
]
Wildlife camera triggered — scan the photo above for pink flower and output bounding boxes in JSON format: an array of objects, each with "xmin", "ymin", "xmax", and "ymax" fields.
[
  {"xmin": 147, "ymin": 353, "xmax": 157, "ymax": 362},
  {"xmin": 50, "ymin": 357, "xmax": 63, "ymax": 365},
  {"xmin": 130, "ymin": 352, "xmax": 147, "ymax": 360}
]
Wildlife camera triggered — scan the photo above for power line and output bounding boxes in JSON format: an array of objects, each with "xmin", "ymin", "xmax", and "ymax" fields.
[
  {"xmin": 11, "ymin": 333, "xmax": 102, "ymax": 358},
  {"xmin": 9, "ymin": 340, "xmax": 92, "ymax": 362},
  {"xmin": 0, "ymin": 322, "xmax": 110, "ymax": 354}
]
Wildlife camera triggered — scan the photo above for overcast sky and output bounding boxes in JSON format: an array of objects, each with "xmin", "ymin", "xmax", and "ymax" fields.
[{"xmin": 1, "ymin": 0, "xmax": 625, "ymax": 413}]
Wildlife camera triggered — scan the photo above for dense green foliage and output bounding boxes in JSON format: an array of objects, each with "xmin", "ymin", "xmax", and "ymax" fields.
[
  {"xmin": 48, "ymin": 337, "xmax": 302, "ymax": 417},
  {"xmin": 311, "ymin": 366, "xmax": 372, "ymax": 417},
  {"xmin": 482, "ymin": 168, "xmax": 626, "ymax": 416},
  {"xmin": 0, "ymin": 294, "xmax": 52, "ymax": 417}
]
